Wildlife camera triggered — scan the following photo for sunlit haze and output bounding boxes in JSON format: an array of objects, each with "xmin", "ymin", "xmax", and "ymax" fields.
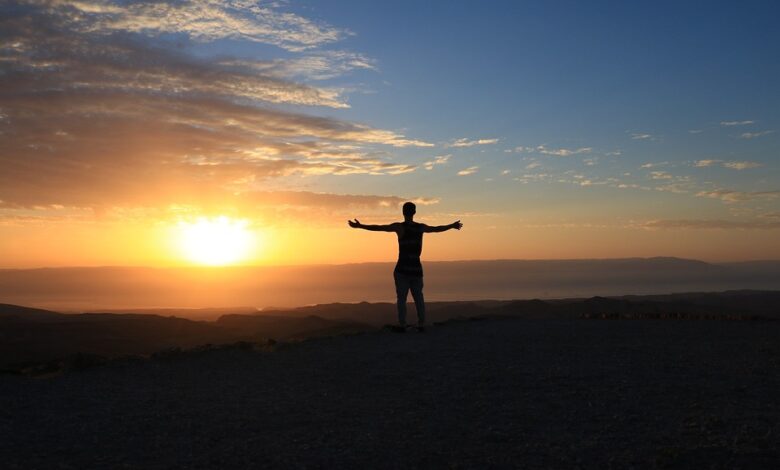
[
  {"xmin": 1, "ymin": 1, "xmax": 779, "ymax": 268},
  {"xmin": 177, "ymin": 217, "xmax": 256, "ymax": 266}
]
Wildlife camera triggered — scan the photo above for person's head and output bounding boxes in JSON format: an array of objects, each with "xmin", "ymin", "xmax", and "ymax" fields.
[{"xmin": 402, "ymin": 201, "xmax": 416, "ymax": 219}]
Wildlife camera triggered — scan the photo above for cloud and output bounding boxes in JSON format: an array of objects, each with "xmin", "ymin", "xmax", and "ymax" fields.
[
  {"xmin": 654, "ymin": 184, "xmax": 690, "ymax": 194},
  {"xmin": 410, "ymin": 197, "xmax": 440, "ymax": 206},
  {"xmin": 536, "ymin": 145, "xmax": 591, "ymax": 157},
  {"xmin": 694, "ymin": 160, "xmax": 762, "ymax": 170},
  {"xmin": 640, "ymin": 219, "xmax": 780, "ymax": 230},
  {"xmin": 423, "ymin": 155, "xmax": 450, "ymax": 170},
  {"xmin": 513, "ymin": 173, "xmax": 553, "ymax": 184},
  {"xmin": 605, "ymin": 151, "xmax": 622, "ymax": 156},
  {"xmin": 720, "ymin": 120, "xmax": 755, "ymax": 126},
  {"xmin": 640, "ymin": 161, "xmax": 669, "ymax": 169},
  {"xmin": 0, "ymin": 189, "xmax": 442, "ymax": 226},
  {"xmin": 722, "ymin": 161, "xmax": 762, "ymax": 170},
  {"xmin": 688, "ymin": 129, "xmax": 703, "ymax": 134},
  {"xmin": 1, "ymin": 9, "xmax": 351, "ymax": 108},
  {"xmin": 696, "ymin": 189, "xmax": 780, "ymax": 203},
  {"xmin": 0, "ymin": 0, "xmax": 433, "ymax": 213},
  {"xmin": 222, "ymin": 51, "xmax": 377, "ymax": 81},
  {"xmin": 47, "ymin": 0, "xmax": 348, "ymax": 52},
  {"xmin": 248, "ymin": 191, "xmax": 428, "ymax": 210},
  {"xmin": 630, "ymin": 133, "xmax": 653, "ymax": 140},
  {"xmin": 448, "ymin": 138, "xmax": 499, "ymax": 148},
  {"xmin": 457, "ymin": 166, "xmax": 479, "ymax": 176},
  {"xmin": 650, "ymin": 171, "xmax": 673, "ymax": 180},
  {"xmin": 525, "ymin": 162, "xmax": 541, "ymax": 170},
  {"xmin": 740, "ymin": 130, "xmax": 774, "ymax": 139}
]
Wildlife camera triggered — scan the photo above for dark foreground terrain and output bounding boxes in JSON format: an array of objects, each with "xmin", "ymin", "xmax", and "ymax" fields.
[
  {"xmin": 2, "ymin": 316, "xmax": 778, "ymax": 469},
  {"xmin": 2, "ymin": 290, "xmax": 779, "ymax": 371}
]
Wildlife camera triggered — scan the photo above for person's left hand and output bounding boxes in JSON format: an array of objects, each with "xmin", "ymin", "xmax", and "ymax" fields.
[{"xmin": 348, "ymin": 219, "xmax": 361, "ymax": 228}]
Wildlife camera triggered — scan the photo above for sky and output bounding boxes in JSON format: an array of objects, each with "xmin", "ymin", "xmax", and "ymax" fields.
[{"xmin": 1, "ymin": 0, "xmax": 779, "ymax": 267}]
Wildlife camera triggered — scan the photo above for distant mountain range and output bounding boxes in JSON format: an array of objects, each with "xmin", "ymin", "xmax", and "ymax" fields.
[
  {"xmin": 2, "ymin": 290, "xmax": 779, "ymax": 373},
  {"xmin": 1, "ymin": 257, "xmax": 778, "ymax": 311}
]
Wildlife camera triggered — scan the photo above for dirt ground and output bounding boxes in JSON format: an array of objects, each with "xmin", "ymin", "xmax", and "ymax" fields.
[{"xmin": 1, "ymin": 317, "xmax": 778, "ymax": 469}]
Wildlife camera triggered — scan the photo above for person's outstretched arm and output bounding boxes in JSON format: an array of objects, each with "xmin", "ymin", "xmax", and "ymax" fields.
[
  {"xmin": 423, "ymin": 220, "xmax": 463, "ymax": 233},
  {"xmin": 348, "ymin": 219, "xmax": 400, "ymax": 232}
]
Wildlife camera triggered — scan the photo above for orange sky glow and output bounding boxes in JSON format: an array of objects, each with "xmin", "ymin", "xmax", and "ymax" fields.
[{"xmin": 1, "ymin": 1, "xmax": 779, "ymax": 268}]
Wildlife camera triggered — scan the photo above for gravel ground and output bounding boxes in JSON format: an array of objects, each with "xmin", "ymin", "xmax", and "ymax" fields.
[{"xmin": 1, "ymin": 317, "xmax": 778, "ymax": 469}]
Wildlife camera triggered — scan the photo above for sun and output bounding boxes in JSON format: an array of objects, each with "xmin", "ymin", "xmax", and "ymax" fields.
[{"xmin": 177, "ymin": 216, "xmax": 255, "ymax": 266}]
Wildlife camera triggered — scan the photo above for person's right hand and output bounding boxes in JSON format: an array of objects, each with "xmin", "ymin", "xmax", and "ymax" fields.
[
  {"xmin": 348, "ymin": 219, "xmax": 361, "ymax": 228},
  {"xmin": 452, "ymin": 220, "xmax": 463, "ymax": 230}
]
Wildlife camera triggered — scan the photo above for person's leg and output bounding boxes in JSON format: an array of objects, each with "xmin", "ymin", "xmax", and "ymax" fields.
[
  {"xmin": 409, "ymin": 276, "xmax": 425, "ymax": 326},
  {"xmin": 394, "ymin": 272, "xmax": 410, "ymax": 327}
]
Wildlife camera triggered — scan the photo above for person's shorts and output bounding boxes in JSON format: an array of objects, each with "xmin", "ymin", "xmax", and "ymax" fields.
[{"xmin": 394, "ymin": 271, "xmax": 423, "ymax": 297}]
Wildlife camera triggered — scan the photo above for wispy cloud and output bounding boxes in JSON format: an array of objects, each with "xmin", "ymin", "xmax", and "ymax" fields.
[
  {"xmin": 655, "ymin": 184, "xmax": 690, "ymax": 194},
  {"xmin": 511, "ymin": 144, "xmax": 591, "ymax": 156},
  {"xmin": 2, "ymin": 21, "xmax": 351, "ymax": 108},
  {"xmin": 457, "ymin": 166, "xmax": 479, "ymax": 176},
  {"xmin": 247, "ymin": 191, "xmax": 436, "ymax": 211},
  {"xmin": 223, "ymin": 51, "xmax": 377, "ymax": 81},
  {"xmin": 720, "ymin": 120, "xmax": 755, "ymax": 126},
  {"xmin": 0, "ymin": 189, "xmax": 442, "ymax": 226},
  {"xmin": 723, "ymin": 161, "xmax": 762, "ymax": 170},
  {"xmin": 694, "ymin": 159, "xmax": 763, "ymax": 170},
  {"xmin": 650, "ymin": 171, "xmax": 673, "ymax": 180},
  {"xmin": 423, "ymin": 155, "xmax": 450, "ymax": 170},
  {"xmin": 641, "ymin": 219, "xmax": 780, "ymax": 230},
  {"xmin": 640, "ymin": 162, "xmax": 669, "ymax": 169},
  {"xmin": 536, "ymin": 145, "xmax": 591, "ymax": 157},
  {"xmin": 696, "ymin": 189, "xmax": 780, "ymax": 203},
  {"xmin": 52, "ymin": 0, "xmax": 349, "ymax": 52},
  {"xmin": 448, "ymin": 138, "xmax": 499, "ymax": 148},
  {"xmin": 740, "ymin": 130, "xmax": 775, "ymax": 139},
  {"xmin": 630, "ymin": 133, "xmax": 653, "ymax": 140}
]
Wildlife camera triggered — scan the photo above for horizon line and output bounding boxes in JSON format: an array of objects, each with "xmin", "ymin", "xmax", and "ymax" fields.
[{"xmin": 2, "ymin": 256, "xmax": 780, "ymax": 271}]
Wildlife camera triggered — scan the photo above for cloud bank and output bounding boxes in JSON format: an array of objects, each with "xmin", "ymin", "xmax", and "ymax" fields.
[{"xmin": 0, "ymin": 0, "xmax": 431, "ymax": 219}]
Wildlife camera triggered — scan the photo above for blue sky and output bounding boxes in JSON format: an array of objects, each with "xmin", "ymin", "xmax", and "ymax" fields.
[
  {"xmin": 1, "ymin": 0, "xmax": 779, "ymax": 265},
  {"xmin": 290, "ymin": 0, "xmax": 780, "ymax": 228}
]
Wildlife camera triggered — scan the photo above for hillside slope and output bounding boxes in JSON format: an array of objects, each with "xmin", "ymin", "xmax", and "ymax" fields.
[{"xmin": 1, "ymin": 316, "xmax": 778, "ymax": 468}]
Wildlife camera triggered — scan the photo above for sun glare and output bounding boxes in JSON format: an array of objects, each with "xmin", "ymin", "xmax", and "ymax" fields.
[{"xmin": 178, "ymin": 216, "xmax": 254, "ymax": 266}]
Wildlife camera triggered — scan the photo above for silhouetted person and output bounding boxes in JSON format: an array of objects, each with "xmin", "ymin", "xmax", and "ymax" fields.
[{"xmin": 348, "ymin": 202, "xmax": 462, "ymax": 331}]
